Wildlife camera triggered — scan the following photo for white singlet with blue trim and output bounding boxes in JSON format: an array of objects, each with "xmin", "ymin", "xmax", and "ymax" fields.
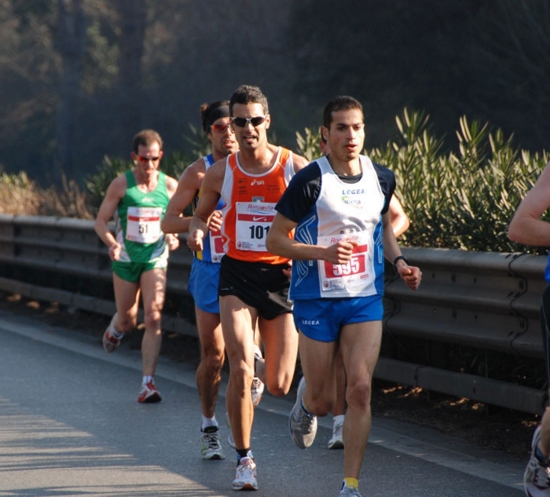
[{"xmin": 290, "ymin": 155, "xmax": 386, "ymax": 300}]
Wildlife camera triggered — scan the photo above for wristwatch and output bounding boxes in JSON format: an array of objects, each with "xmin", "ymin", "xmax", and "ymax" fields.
[{"xmin": 393, "ymin": 255, "xmax": 409, "ymax": 268}]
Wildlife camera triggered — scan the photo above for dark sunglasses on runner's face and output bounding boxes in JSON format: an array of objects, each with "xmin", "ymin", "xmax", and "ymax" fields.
[
  {"xmin": 231, "ymin": 115, "xmax": 267, "ymax": 127},
  {"xmin": 136, "ymin": 155, "xmax": 160, "ymax": 162},
  {"xmin": 210, "ymin": 123, "xmax": 232, "ymax": 133}
]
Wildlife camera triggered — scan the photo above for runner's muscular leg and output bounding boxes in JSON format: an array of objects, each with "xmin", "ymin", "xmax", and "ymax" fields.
[
  {"xmin": 220, "ymin": 294, "xmax": 257, "ymax": 450},
  {"xmin": 195, "ymin": 307, "xmax": 224, "ymax": 418},
  {"xmin": 259, "ymin": 313, "xmax": 298, "ymax": 396},
  {"xmin": 112, "ymin": 272, "xmax": 140, "ymax": 333},
  {"xmin": 139, "ymin": 268, "xmax": 167, "ymax": 377},
  {"xmin": 298, "ymin": 332, "xmax": 338, "ymax": 416},
  {"xmin": 339, "ymin": 320, "xmax": 382, "ymax": 479}
]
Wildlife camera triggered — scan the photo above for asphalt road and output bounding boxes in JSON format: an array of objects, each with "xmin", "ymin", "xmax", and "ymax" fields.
[{"xmin": 0, "ymin": 311, "xmax": 526, "ymax": 497}]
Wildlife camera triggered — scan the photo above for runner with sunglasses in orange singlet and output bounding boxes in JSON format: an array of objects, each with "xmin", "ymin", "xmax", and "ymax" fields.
[
  {"xmin": 162, "ymin": 101, "xmax": 264, "ymax": 461},
  {"xmin": 188, "ymin": 85, "xmax": 308, "ymax": 491}
]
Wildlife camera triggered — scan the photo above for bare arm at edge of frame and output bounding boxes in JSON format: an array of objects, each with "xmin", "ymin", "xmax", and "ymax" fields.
[{"xmin": 509, "ymin": 161, "xmax": 550, "ymax": 246}]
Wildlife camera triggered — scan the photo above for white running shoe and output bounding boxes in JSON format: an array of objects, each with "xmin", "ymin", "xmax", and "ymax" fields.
[
  {"xmin": 328, "ymin": 418, "xmax": 344, "ymax": 450},
  {"xmin": 199, "ymin": 427, "xmax": 225, "ymax": 460},
  {"xmin": 252, "ymin": 345, "xmax": 265, "ymax": 407},
  {"xmin": 288, "ymin": 377, "xmax": 317, "ymax": 449},
  {"xmin": 102, "ymin": 314, "xmax": 121, "ymax": 353},
  {"xmin": 232, "ymin": 456, "xmax": 258, "ymax": 490},
  {"xmin": 339, "ymin": 485, "xmax": 362, "ymax": 497},
  {"xmin": 524, "ymin": 425, "xmax": 550, "ymax": 497}
]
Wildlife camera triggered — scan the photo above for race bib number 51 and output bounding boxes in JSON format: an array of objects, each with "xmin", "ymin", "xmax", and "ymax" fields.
[{"xmin": 126, "ymin": 206, "xmax": 162, "ymax": 243}]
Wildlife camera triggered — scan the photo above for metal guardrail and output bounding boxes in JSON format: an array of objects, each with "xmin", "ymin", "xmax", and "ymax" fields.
[{"xmin": 0, "ymin": 215, "xmax": 547, "ymax": 413}]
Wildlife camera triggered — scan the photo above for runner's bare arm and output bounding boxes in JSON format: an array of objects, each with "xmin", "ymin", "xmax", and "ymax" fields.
[
  {"xmin": 291, "ymin": 152, "xmax": 309, "ymax": 173},
  {"xmin": 382, "ymin": 211, "xmax": 421, "ymax": 290},
  {"xmin": 94, "ymin": 175, "xmax": 127, "ymax": 260},
  {"xmin": 188, "ymin": 161, "xmax": 224, "ymax": 251},
  {"xmin": 161, "ymin": 160, "xmax": 204, "ymax": 235},
  {"xmin": 389, "ymin": 195, "xmax": 410, "ymax": 238},
  {"xmin": 509, "ymin": 161, "xmax": 550, "ymax": 246}
]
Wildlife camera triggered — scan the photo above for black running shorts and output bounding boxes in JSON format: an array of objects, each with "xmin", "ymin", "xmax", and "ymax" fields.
[{"xmin": 218, "ymin": 255, "xmax": 292, "ymax": 320}]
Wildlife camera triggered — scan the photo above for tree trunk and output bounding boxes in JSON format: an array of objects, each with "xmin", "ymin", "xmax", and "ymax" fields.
[
  {"xmin": 116, "ymin": 0, "xmax": 147, "ymax": 148},
  {"xmin": 55, "ymin": 0, "xmax": 86, "ymax": 183}
]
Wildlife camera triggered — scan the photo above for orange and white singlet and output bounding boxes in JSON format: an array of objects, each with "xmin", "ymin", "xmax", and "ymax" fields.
[{"xmin": 220, "ymin": 147, "xmax": 294, "ymax": 264}]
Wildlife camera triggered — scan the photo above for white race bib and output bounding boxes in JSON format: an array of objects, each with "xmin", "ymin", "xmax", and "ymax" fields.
[
  {"xmin": 209, "ymin": 229, "xmax": 225, "ymax": 262},
  {"xmin": 126, "ymin": 206, "xmax": 162, "ymax": 243},
  {"xmin": 235, "ymin": 202, "xmax": 275, "ymax": 251},
  {"xmin": 317, "ymin": 232, "xmax": 374, "ymax": 293}
]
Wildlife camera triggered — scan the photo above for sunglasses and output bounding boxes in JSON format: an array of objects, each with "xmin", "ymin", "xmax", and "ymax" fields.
[
  {"xmin": 210, "ymin": 123, "xmax": 233, "ymax": 133},
  {"xmin": 231, "ymin": 115, "xmax": 267, "ymax": 128},
  {"xmin": 136, "ymin": 155, "xmax": 160, "ymax": 162}
]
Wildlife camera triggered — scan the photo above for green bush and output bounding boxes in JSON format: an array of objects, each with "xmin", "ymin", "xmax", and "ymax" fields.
[{"xmin": 296, "ymin": 109, "xmax": 550, "ymax": 254}]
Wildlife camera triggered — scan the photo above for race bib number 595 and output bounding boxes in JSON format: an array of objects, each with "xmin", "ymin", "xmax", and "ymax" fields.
[{"xmin": 317, "ymin": 232, "xmax": 373, "ymax": 293}]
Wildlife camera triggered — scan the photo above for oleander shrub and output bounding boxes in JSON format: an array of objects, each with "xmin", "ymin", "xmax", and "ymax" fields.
[{"xmin": 296, "ymin": 108, "xmax": 550, "ymax": 254}]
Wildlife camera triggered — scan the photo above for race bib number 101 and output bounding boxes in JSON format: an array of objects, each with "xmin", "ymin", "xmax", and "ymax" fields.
[{"xmin": 235, "ymin": 202, "xmax": 276, "ymax": 251}]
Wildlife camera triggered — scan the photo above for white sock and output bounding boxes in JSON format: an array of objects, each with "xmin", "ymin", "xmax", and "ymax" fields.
[
  {"xmin": 142, "ymin": 375, "xmax": 154, "ymax": 386},
  {"xmin": 333, "ymin": 414, "xmax": 345, "ymax": 427},
  {"xmin": 201, "ymin": 415, "xmax": 218, "ymax": 431},
  {"xmin": 112, "ymin": 329, "xmax": 124, "ymax": 339}
]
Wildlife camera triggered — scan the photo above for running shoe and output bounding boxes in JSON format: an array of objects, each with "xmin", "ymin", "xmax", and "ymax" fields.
[
  {"xmin": 328, "ymin": 418, "xmax": 344, "ymax": 450},
  {"xmin": 288, "ymin": 376, "xmax": 317, "ymax": 449},
  {"xmin": 225, "ymin": 411, "xmax": 236, "ymax": 449},
  {"xmin": 524, "ymin": 425, "xmax": 550, "ymax": 497},
  {"xmin": 137, "ymin": 381, "xmax": 162, "ymax": 403},
  {"xmin": 102, "ymin": 314, "xmax": 121, "ymax": 353},
  {"xmin": 339, "ymin": 485, "xmax": 362, "ymax": 497},
  {"xmin": 200, "ymin": 427, "xmax": 225, "ymax": 460},
  {"xmin": 252, "ymin": 345, "xmax": 265, "ymax": 407},
  {"xmin": 232, "ymin": 456, "xmax": 258, "ymax": 491}
]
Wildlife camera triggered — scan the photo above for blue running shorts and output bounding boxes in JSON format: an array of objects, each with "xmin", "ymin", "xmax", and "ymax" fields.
[
  {"xmin": 189, "ymin": 258, "xmax": 221, "ymax": 314},
  {"xmin": 293, "ymin": 295, "xmax": 383, "ymax": 342}
]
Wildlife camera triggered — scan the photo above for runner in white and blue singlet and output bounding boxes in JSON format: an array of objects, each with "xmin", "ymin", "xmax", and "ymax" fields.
[{"xmin": 266, "ymin": 96, "xmax": 422, "ymax": 497}]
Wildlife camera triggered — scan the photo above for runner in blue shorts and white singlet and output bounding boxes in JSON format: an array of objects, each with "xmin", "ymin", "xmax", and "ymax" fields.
[
  {"xmin": 162, "ymin": 101, "xmax": 264, "ymax": 461},
  {"xmin": 266, "ymin": 96, "xmax": 422, "ymax": 497}
]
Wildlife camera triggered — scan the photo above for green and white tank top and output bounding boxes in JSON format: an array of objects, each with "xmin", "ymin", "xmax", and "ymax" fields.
[{"xmin": 114, "ymin": 170, "xmax": 170, "ymax": 263}]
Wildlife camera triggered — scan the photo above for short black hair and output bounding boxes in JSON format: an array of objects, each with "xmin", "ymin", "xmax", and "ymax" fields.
[
  {"xmin": 229, "ymin": 85, "xmax": 269, "ymax": 116},
  {"xmin": 323, "ymin": 96, "xmax": 363, "ymax": 129}
]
